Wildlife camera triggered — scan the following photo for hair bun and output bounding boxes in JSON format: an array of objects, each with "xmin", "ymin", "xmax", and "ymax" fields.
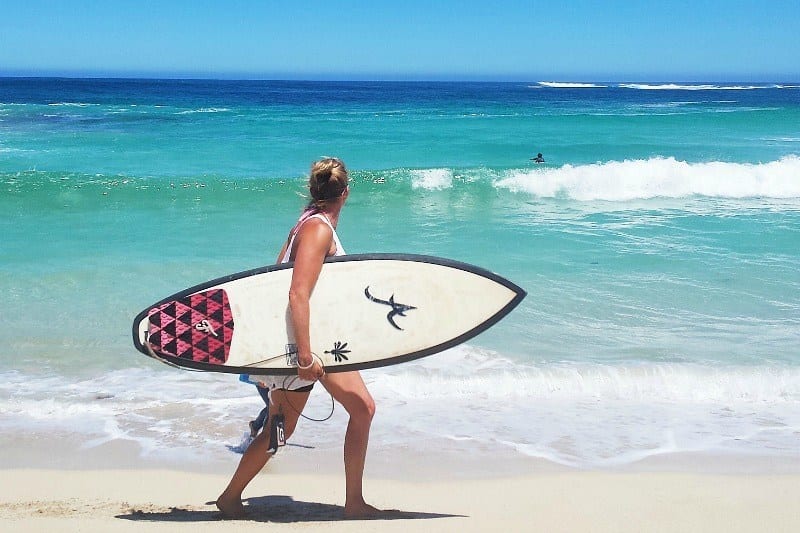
[{"xmin": 308, "ymin": 157, "xmax": 349, "ymax": 205}]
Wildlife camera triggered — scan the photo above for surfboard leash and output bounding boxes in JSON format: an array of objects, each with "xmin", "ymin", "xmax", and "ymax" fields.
[
  {"xmin": 241, "ymin": 352, "xmax": 335, "ymax": 422},
  {"xmin": 278, "ymin": 374, "xmax": 336, "ymax": 422}
]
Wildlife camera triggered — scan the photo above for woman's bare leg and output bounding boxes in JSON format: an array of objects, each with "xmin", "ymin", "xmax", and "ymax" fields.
[
  {"xmin": 320, "ymin": 371, "xmax": 378, "ymax": 518},
  {"xmin": 216, "ymin": 389, "xmax": 310, "ymax": 518}
]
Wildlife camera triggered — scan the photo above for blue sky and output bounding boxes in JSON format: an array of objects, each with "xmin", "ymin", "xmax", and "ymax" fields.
[{"xmin": 1, "ymin": 0, "xmax": 798, "ymax": 81}]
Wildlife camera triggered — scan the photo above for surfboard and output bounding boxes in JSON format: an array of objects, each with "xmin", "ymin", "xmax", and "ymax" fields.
[{"xmin": 132, "ymin": 253, "xmax": 525, "ymax": 374}]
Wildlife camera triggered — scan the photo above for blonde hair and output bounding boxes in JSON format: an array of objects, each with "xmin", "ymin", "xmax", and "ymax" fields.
[{"xmin": 307, "ymin": 157, "xmax": 348, "ymax": 209}]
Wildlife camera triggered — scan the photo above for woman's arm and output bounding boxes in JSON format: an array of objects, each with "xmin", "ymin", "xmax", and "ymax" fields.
[{"xmin": 287, "ymin": 220, "xmax": 332, "ymax": 381}]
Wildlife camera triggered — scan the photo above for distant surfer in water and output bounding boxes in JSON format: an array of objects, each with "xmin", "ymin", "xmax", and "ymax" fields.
[
  {"xmin": 217, "ymin": 158, "xmax": 383, "ymax": 519},
  {"xmin": 531, "ymin": 152, "xmax": 545, "ymax": 163}
]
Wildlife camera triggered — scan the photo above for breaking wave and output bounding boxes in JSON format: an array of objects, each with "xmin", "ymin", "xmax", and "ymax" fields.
[
  {"xmin": 536, "ymin": 82, "xmax": 608, "ymax": 89},
  {"xmin": 494, "ymin": 156, "xmax": 800, "ymax": 201},
  {"xmin": 620, "ymin": 83, "xmax": 776, "ymax": 91}
]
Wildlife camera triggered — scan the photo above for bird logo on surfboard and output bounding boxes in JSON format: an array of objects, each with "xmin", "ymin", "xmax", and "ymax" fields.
[{"xmin": 364, "ymin": 286, "xmax": 417, "ymax": 330}]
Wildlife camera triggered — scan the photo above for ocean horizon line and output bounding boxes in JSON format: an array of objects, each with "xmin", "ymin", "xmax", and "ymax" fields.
[{"xmin": 1, "ymin": 73, "xmax": 798, "ymax": 84}]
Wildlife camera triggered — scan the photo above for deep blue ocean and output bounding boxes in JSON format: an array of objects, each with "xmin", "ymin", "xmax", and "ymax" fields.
[{"xmin": 1, "ymin": 78, "xmax": 798, "ymax": 469}]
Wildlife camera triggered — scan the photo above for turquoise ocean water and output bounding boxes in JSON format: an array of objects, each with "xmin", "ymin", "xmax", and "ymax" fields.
[{"xmin": 1, "ymin": 78, "xmax": 799, "ymax": 469}]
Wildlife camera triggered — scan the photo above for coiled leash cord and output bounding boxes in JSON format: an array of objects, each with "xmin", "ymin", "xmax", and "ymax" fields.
[{"xmin": 278, "ymin": 374, "xmax": 335, "ymax": 422}]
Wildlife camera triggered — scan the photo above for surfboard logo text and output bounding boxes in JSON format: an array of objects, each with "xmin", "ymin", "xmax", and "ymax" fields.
[
  {"xmin": 194, "ymin": 319, "xmax": 218, "ymax": 337},
  {"xmin": 364, "ymin": 286, "xmax": 417, "ymax": 330}
]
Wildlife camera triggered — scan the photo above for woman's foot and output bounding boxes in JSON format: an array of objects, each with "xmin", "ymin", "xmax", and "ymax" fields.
[
  {"xmin": 216, "ymin": 494, "xmax": 247, "ymax": 519},
  {"xmin": 343, "ymin": 501, "xmax": 386, "ymax": 519},
  {"xmin": 248, "ymin": 420, "xmax": 258, "ymax": 438}
]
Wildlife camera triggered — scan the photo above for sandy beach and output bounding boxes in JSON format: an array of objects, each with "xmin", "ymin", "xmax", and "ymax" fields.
[
  {"xmin": 1, "ymin": 469, "xmax": 798, "ymax": 532},
  {"xmin": 2, "ymin": 446, "xmax": 799, "ymax": 533}
]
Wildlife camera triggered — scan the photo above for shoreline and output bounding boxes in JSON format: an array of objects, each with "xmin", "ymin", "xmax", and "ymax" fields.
[{"xmin": 3, "ymin": 429, "xmax": 799, "ymax": 478}]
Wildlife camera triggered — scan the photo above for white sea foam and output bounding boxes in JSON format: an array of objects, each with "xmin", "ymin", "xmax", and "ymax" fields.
[
  {"xmin": 410, "ymin": 168, "xmax": 453, "ymax": 189},
  {"xmin": 175, "ymin": 107, "xmax": 232, "ymax": 114},
  {"xmin": 639, "ymin": 101, "xmax": 701, "ymax": 108},
  {"xmin": 764, "ymin": 137, "xmax": 800, "ymax": 143},
  {"xmin": 369, "ymin": 347, "xmax": 800, "ymax": 467},
  {"xmin": 620, "ymin": 83, "xmax": 774, "ymax": 91},
  {"xmin": 495, "ymin": 156, "xmax": 800, "ymax": 201},
  {"xmin": 537, "ymin": 82, "xmax": 608, "ymax": 89},
  {"xmin": 374, "ymin": 348, "xmax": 800, "ymax": 404},
  {"xmin": 1, "ymin": 345, "xmax": 798, "ymax": 468}
]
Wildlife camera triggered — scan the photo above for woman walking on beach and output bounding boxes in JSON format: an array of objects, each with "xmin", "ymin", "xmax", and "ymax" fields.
[{"xmin": 216, "ymin": 157, "xmax": 381, "ymax": 519}]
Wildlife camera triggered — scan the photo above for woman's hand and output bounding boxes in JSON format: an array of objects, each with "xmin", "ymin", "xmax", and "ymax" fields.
[{"xmin": 297, "ymin": 354, "xmax": 325, "ymax": 381}]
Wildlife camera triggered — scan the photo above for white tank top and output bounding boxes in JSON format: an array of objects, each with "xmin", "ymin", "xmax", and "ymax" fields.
[{"xmin": 280, "ymin": 211, "xmax": 345, "ymax": 264}]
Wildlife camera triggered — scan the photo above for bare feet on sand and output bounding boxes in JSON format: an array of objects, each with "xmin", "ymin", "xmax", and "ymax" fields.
[{"xmin": 217, "ymin": 495, "xmax": 393, "ymax": 521}]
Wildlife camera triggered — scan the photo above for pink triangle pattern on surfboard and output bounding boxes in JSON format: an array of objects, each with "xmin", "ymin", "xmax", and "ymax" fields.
[{"xmin": 146, "ymin": 289, "xmax": 234, "ymax": 365}]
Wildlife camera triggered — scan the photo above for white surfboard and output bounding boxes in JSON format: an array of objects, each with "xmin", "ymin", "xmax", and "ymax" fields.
[{"xmin": 132, "ymin": 254, "xmax": 525, "ymax": 374}]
